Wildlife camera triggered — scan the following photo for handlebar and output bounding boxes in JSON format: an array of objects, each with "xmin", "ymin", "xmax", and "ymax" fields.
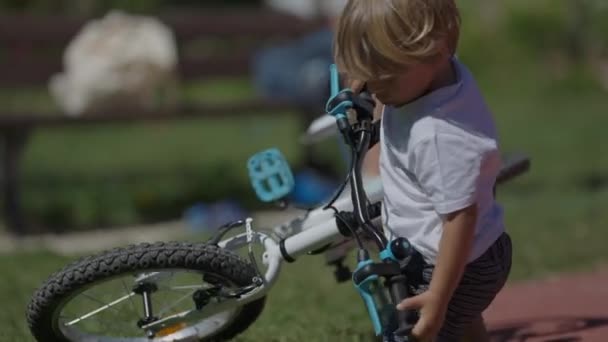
[{"xmin": 325, "ymin": 64, "xmax": 416, "ymax": 339}]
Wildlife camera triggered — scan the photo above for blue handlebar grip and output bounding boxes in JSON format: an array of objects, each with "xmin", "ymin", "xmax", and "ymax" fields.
[
  {"xmin": 326, "ymin": 64, "xmax": 351, "ymax": 120},
  {"xmin": 354, "ymin": 259, "xmax": 395, "ymax": 336},
  {"xmin": 330, "ymin": 64, "xmax": 340, "ymax": 97},
  {"xmin": 359, "ymin": 281, "xmax": 383, "ymax": 335}
]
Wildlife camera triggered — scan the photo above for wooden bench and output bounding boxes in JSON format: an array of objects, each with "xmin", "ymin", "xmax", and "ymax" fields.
[{"xmin": 0, "ymin": 9, "xmax": 326, "ymax": 235}]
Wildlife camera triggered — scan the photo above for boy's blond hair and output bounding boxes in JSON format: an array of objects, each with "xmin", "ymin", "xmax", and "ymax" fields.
[{"xmin": 334, "ymin": 0, "xmax": 460, "ymax": 81}]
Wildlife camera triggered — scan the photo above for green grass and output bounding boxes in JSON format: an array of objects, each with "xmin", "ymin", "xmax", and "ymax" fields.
[
  {"xmin": 23, "ymin": 114, "xmax": 302, "ymax": 177},
  {"xmin": 0, "ymin": 252, "xmax": 73, "ymax": 341}
]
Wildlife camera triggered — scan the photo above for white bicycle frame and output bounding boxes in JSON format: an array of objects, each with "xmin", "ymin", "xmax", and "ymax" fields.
[
  {"xmin": 141, "ymin": 109, "xmax": 530, "ymax": 334},
  {"xmin": 142, "ymin": 176, "xmax": 385, "ymax": 333}
]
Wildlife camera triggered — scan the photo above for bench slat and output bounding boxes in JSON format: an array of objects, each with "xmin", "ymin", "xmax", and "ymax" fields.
[{"xmin": 0, "ymin": 100, "xmax": 304, "ymax": 129}]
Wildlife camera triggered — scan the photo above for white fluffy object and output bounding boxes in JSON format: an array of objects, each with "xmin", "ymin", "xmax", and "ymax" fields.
[{"xmin": 50, "ymin": 11, "xmax": 179, "ymax": 116}]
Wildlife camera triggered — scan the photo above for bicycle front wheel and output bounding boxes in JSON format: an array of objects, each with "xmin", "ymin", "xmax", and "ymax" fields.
[{"xmin": 26, "ymin": 241, "xmax": 266, "ymax": 342}]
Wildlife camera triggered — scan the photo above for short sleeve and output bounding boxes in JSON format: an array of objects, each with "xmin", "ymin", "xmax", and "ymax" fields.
[{"xmin": 410, "ymin": 133, "xmax": 500, "ymax": 215}]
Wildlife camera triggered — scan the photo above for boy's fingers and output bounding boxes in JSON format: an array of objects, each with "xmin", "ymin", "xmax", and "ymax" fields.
[
  {"xmin": 349, "ymin": 79, "xmax": 365, "ymax": 93},
  {"xmin": 411, "ymin": 321, "xmax": 433, "ymax": 342},
  {"xmin": 396, "ymin": 295, "xmax": 423, "ymax": 311}
]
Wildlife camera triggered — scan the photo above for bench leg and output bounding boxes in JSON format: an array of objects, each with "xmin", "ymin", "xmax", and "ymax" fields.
[{"xmin": 1, "ymin": 129, "xmax": 29, "ymax": 236}]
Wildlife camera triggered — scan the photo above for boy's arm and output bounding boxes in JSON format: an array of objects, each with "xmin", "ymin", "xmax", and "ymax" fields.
[
  {"xmin": 397, "ymin": 204, "xmax": 478, "ymax": 340},
  {"xmin": 429, "ymin": 204, "xmax": 478, "ymax": 307},
  {"xmin": 397, "ymin": 133, "xmax": 496, "ymax": 339}
]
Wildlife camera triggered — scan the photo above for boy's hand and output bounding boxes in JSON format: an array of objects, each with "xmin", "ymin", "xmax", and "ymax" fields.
[
  {"xmin": 348, "ymin": 79, "xmax": 366, "ymax": 94},
  {"xmin": 396, "ymin": 290, "xmax": 448, "ymax": 341},
  {"xmin": 346, "ymin": 78, "xmax": 385, "ymax": 120}
]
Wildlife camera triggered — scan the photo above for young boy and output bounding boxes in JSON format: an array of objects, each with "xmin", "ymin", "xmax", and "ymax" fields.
[{"xmin": 334, "ymin": 1, "xmax": 512, "ymax": 341}]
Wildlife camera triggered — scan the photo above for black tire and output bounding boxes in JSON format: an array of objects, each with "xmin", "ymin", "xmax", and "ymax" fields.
[{"xmin": 26, "ymin": 241, "xmax": 266, "ymax": 342}]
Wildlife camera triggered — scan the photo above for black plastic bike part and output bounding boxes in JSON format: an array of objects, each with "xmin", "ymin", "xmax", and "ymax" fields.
[
  {"xmin": 193, "ymin": 288, "xmax": 213, "ymax": 310},
  {"xmin": 193, "ymin": 281, "xmax": 262, "ymax": 312},
  {"xmin": 369, "ymin": 202, "xmax": 382, "ymax": 218},
  {"xmin": 333, "ymin": 209, "xmax": 364, "ymax": 248},
  {"xmin": 385, "ymin": 274, "xmax": 417, "ymax": 338},
  {"xmin": 352, "ymin": 260, "xmax": 402, "ymax": 284},
  {"xmin": 335, "ymin": 202, "xmax": 382, "ymax": 235},
  {"xmin": 132, "ymin": 282, "xmax": 158, "ymax": 295},
  {"xmin": 335, "ymin": 211, "xmax": 355, "ymax": 237},
  {"xmin": 335, "ymin": 207, "xmax": 383, "ymax": 245},
  {"xmin": 207, "ymin": 219, "xmax": 246, "ymax": 245},
  {"xmin": 326, "ymin": 90, "xmax": 353, "ymax": 112},
  {"xmin": 336, "ymin": 211, "xmax": 388, "ymax": 248},
  {"xmin": 279, "ymin": 239, "xmax": 296, "ymax": 263},
  {"xmin": 329, "ymin": 257, "xmax": 352, "ymax": 283},
  {"xmin": 352, "ymin": 91, "xmax": 376, "ymax": 121},
  {"xmin": 389, "ymin": 238, "xmax": 415, "ymax": 261}
]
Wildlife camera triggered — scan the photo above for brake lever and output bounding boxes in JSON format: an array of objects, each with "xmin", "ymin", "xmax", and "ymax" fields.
[{"xmin": 352, "ymin": 91, "xmax": 376, "ymax": 122}]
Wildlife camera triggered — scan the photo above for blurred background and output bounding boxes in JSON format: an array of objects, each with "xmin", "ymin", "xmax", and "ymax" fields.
[{"xmin": 1, "ymin": 0, "xmax": 608, "ymax": 340}]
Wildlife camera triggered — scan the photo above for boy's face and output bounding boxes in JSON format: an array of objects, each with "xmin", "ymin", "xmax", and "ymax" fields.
[{"xmin": 366, "ymin": 61, "xmax": 441, "ymax": 107}]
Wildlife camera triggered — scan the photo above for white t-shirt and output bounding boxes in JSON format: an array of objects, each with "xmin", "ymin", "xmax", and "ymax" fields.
[{"xmin": 380, "ymin": 58, "xmax": 504, "ymax": 264}]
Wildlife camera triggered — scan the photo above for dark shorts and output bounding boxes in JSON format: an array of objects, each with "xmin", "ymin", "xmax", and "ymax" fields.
[{"xmin": 407, "ymin": 232, "xmax": 513, "ymax": 341}]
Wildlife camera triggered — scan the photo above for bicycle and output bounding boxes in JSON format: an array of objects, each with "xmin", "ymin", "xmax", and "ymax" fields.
[{"xmin": 26, "ymin": 65, "xmax": 530, "ymax": 342}]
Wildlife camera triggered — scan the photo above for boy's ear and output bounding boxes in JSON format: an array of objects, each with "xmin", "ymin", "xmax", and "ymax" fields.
[{"xmin": 436, "ymin": 38, "xmax": 452, "ymax": 57}]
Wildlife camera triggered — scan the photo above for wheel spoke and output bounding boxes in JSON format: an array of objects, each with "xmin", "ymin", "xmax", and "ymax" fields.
[
  {"xmin": 157, "ymin": 289, "xmax": 198, "ymax": 317},
  {"xmin": 121, "ymin": 279, "xmax": 140, "ymax": 317},
  {"xmin": 81, "ymin": 292, "xmax": 122, "ymax": 314},
  {"xmin": 169, "ymin": 285, "xmax": 208, "ymax": 291},
  {"xmin": 65, "ymin": 292, "xmax": 136, "ymax": 326},
  {"xmin": 159, "ymin": 271, "xmax": 174, "ymax": 315}
]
